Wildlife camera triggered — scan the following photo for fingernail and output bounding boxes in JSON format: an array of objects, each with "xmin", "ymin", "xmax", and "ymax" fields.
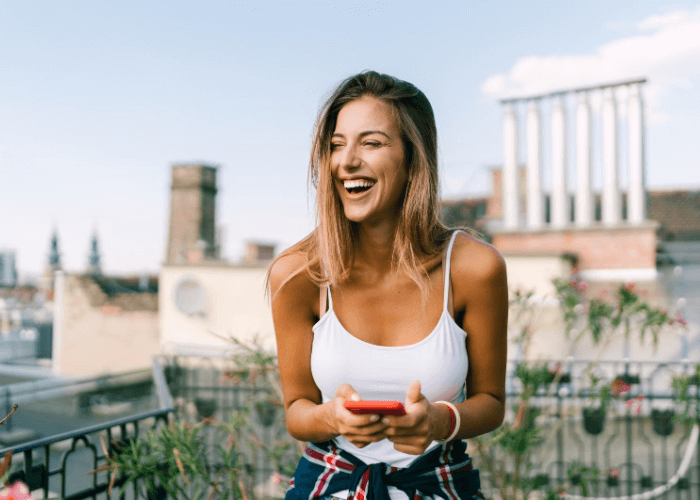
[
  {"xmin": 370, "ymin": 415, "xmax": 379, "ymax": 422},
  {"xmin": 382, "ymin": 418, "xmax": 389, "ymax": 424},
  {"xmin": 351, "ymin": 394, "xmax": 360, "ymax": 401}
]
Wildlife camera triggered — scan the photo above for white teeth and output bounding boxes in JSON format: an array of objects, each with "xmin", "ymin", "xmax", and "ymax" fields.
[{"xmin": 343, "ymin": 179, "xmax": 376, "ymax": 189}]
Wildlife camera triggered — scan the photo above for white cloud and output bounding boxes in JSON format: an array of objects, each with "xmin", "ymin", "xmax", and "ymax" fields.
[{"xmin": 482, "ymin": 7, "xmax": 700, "ymax": 126}]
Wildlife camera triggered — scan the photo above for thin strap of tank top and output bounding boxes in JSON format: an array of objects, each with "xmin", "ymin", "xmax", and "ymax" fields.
[
  {"xmin": 443, "ymin": 230, "xmax": 461, "ymax": 311},
  {"xmin": 326, "ymin": 281, "xmax": 333, "ymax": 310}
]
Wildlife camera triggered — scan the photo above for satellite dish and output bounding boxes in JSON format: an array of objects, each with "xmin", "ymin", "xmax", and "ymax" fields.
[{"xmin": 173, "ymin": 276, "xmax": 207, "ymax": 316}]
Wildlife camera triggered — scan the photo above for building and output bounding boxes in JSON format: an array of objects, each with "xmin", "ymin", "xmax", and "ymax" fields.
[
  {"xmin": 51, "ymin": 272, "xmax": 160, "ymax": 375},
  {"xmin": 0, "ymin": 250, "xmax": 18, "ymax": 288},
  {"xmin": 160, "ymin": 164, "xmax": 277, "ymax": 355}
]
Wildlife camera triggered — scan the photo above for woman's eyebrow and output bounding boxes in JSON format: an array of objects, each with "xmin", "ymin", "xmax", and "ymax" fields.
[{"xmin": 332, "ymin": 130, "xmax": 391, "ymax": 139}]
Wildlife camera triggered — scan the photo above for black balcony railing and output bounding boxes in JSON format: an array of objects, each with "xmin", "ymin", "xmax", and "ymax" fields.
[
  {"xmin": 161, "ymin": 353, "xmax": 699, "ymax": 500},
  {"xmin": 1, "ymin": 353, "xmax": 697, "ymax": 499},
  {"xmin": 475, "ymin": 358, "xmax": 700, "ymax": 500},
  {"xmin": 0, "ymin": 357, "xmax": 174, "ymax": 499}
]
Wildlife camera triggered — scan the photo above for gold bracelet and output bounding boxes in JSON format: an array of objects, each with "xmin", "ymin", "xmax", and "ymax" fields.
[{"xmin": 434, "ymin": 400, "xmax": 460, "ymax": 443}]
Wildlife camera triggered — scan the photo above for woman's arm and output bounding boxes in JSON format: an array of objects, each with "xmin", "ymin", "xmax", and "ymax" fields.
[
  {"xmin": 269, "ymin": 253, "xmax": 388, "ymax": 445},
  {"xmin": 440, "ymin": 232, "xmax": 508, "ymax": 439},
  {"xmin": 269, "ymin": 253, "xmax": 337, "ymax": 442}
]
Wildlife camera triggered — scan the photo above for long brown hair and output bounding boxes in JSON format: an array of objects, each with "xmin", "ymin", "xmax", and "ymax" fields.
[{"xmin": 268, "ymin": 71, "xmax": 458, "ymax": 304}]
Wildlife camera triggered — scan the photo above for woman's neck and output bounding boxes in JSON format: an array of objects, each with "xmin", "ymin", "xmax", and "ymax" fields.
[{"xmin": 351, "ymin": 220, "xmax": 399, "ymax": 274}]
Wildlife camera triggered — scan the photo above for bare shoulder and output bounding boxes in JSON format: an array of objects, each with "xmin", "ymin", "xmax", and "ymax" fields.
[
  {"xmin": 268, "ymin": 250, "xmax": 319, "ymax": 319},
  {"xmin": 450, "ymin": 231, "xmax": 507, "ymax": 296}
]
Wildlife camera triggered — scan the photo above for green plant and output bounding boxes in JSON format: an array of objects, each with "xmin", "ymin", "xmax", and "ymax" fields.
[
  {"xmin": 672, "ymin": 364, "xmax": 700, "ymax": 427},
  {"xmin": 100, "ymin": 411, "xmax": 252, "ymax": 499},
  {"xmin": 473, "ymin": 276, "xmax": 688, "ymax": 500},
  {"xmin": 543, "ymin": 462, "xmax": 600, "ymax": 499}
]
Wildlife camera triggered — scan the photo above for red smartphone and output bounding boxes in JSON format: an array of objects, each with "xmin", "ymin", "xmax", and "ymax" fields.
[{"xmin": 344, "ymin": 400, "xmax": 406, "ymax": 416}]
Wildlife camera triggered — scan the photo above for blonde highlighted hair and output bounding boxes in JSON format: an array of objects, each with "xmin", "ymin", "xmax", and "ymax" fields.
[{"xmin": 268, "ymin": 71, "xmax": 469, "ymax": 304}]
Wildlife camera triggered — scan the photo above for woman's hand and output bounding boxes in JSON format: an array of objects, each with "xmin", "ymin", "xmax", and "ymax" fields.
[
  {"xmin": 331, "ymin": 384, "xmax": 388, "ymax": 448},
  {"xmin": 382, "ymin": 380, "xmax": 447, "ymax": 455}
]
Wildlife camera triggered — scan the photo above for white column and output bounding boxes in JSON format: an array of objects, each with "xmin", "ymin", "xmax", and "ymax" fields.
[
  {"xmin": 526, "ymin": 101, "xmax": 543, "ymax": 229},
  {"xmin": 628, "ymin": 83, "xmax": 646, "ymax": 224},
  {"xmin": 551, "ymin": 96, "xmax": 568, "ymax": 228},
  {"xmin": 503, "ymin": 104, "xmax": 520, "ymax": 230},
  {"xmin": 575, "ymin": 93, "xmax": 593, "ymax": 226},
  {"xmin": 601, "ymin": 88, "xmax": 620, "ymax": 225}
]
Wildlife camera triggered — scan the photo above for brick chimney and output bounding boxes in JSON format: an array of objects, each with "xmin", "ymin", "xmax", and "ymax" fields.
[
  {"xmin": 166, "ymin": 164, "xmax": 218, "ymax": 264},
  {"xmin": 244, "ymin": 241, "xmax": 276, "ymax": 265}
]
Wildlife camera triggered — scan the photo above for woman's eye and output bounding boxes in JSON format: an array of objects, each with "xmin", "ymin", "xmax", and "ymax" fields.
[
  {"xmin": 330, "ymin": 143, "xmax": 343, "ymax": 151},
  {"xmin": 364, "ymin": 141, "xmax": 381, "ymax": 147}
]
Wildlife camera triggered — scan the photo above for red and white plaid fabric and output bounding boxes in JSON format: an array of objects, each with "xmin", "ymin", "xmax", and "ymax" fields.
[{"xmin": 285, "ymin": 439, "xmax": 484, "ymax": 500}]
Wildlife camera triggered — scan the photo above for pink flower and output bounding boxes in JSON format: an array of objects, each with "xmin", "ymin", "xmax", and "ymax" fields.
[
  {"xmin": 578, "ymin": 283, "xmax": 588, "ymax": 293},
  {"xmin": 0, "ymin": 482, "xmax": 32, "ymax": 500},
  {"xmin": 608, "ymin": 468, "xmax": 621, "ymax": 479},
  {"xmin": 271, "ymin": 472, "xmax": 282, "ymax": 485},
  {"xmin": 625, "ymin": 399, "xmax": 634, "ymax": 408},
  {"xmin": 675, "ymin": 312, "xmax": 687, "ymax": 327},
  {"xmin": 611, "ymin": 380, "xmax": 631, "ymax": 395},
  {"xmin": 637, "ymin": 394, "xmax": 644, "ymax": 401}
]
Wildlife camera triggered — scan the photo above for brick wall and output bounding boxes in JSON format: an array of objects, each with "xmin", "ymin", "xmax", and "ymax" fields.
[{"xmin": 492, "ymin": 224, "xmax": 657, "ymax": 270}]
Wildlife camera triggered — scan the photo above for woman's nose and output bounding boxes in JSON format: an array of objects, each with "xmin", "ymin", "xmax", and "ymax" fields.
[{"xmin": 337, "ymin": 143, "xmax": 361, "ymax": 170}]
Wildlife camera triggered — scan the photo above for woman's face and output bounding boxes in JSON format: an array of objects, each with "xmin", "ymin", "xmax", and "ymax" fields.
[{"xmin": 330, "ymin": 96, "xmax": 408, "ymax": 226}]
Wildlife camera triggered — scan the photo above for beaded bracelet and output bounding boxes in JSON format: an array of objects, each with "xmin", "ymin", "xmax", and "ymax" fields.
[{"xmin": 434, "ymin": 401, "xmax": 460, "ymax": 443}]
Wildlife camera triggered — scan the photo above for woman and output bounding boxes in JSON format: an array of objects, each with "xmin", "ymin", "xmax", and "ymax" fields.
[{"xmin": 268, "ymin": 71, "xmax": 508, "ymax": 500}]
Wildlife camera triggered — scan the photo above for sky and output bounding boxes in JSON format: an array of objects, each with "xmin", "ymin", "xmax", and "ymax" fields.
[{"xmin": 1, "ymin": 0, "xmax": 700, "ymax": 279}]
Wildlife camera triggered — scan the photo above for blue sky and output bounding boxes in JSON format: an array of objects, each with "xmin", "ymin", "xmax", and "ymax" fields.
[{"xmin": 1, "ymin": 0, "xmax": 699, "ymax": 277}]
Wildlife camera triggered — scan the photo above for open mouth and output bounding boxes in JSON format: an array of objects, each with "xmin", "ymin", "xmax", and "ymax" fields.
[{"xmin": 344, "ymin": 179, "xmax": 376, "ymax": 195}]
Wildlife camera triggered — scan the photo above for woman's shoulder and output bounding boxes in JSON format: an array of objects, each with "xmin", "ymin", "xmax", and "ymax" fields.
[
  {"xmin": 449, "ymin": 230, "xmax": 507, "ymax": 287},
  {"xmin": 267, "ymin": 245, "xmax": 320, "ymax": 315}
]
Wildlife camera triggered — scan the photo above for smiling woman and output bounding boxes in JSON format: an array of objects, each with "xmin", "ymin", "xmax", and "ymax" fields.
[{"xmin": 266, "ymin": 71, "xmax": 508, "ymax": 500}]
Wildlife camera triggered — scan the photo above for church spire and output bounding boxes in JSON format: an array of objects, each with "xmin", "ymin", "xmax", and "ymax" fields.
[
  {"xmin": 87, "ymin": 231, "xmax": 102, "ymax": 275},
  {"xmin": 48, "ymin": 228, "xmax": 62, "ymax": 271}
]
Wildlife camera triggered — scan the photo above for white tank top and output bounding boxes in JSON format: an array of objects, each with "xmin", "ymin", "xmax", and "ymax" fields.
[{"xmin": 310, "ymin": 230, "xmax": 469, "ymax": 500}]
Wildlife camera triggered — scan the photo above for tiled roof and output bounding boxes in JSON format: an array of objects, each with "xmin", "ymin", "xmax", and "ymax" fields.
[
  {"xmin": 648, "ymin": 190, "xmax": 700, "ymax": 241},
  {"xmin": 440, "ymin": 198, "xmax": 489, "ymax": 239}
]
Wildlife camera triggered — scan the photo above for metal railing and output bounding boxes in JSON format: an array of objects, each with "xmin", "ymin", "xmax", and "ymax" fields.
[
  {"xmin": 161, "ymin": 352, "xmax": 298, "ymax": 495},
  {"xmin": 2, "ymin": 352, "xmax": 696, "ymax": 499},
  {"xmin": 0, "ymin": 356, "xmax": 174, "ymax": 499},
  {"xmin": 474, "ymin": 358, "xmax": 700, "ymax": 500},
  {"xmin": 160, "ymin": 354, "xmax": 699, "ymax": 499}
]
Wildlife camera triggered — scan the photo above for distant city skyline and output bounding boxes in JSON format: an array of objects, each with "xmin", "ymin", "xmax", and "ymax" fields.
[{"xmin": 2, "ymin": 1, "xmax": 699, "ymax": 278}]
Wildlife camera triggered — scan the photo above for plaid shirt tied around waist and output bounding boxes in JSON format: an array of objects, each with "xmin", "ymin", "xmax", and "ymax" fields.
[{"xmin": 285, "ymin": 439, "xmax": 484, "ymax": 500}]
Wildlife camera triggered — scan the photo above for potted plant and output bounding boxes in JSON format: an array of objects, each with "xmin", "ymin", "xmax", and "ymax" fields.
[
  {"xmin": 651, "ymin": 408, "xmax": 675, "ymax": 436},
  {"xmin": 255, "ymin": 398, "xmax": 280, "ymax": 427},
  {"xmin": 194, "ymin": 398, "xmax": 217, "ymax": 419},
  {"xmin": 606, "ymin": 468, "xmax": 620, "ymax": 487},
  {"xmin": 583, "ymin": 375, "xmax": 613, "ymax": 435}
]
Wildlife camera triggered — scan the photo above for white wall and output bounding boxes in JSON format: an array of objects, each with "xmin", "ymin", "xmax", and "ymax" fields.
[
  {"xmin": 159, "ymin": 264, "xmax": 275, "ymax": 354},
  {"xmin": 503, "ymin": 253, "xmax": 574, "ymax": 298},
  {"xmin": 53, "ymin": 274, "xmax": 160, "ymax": 376}
]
